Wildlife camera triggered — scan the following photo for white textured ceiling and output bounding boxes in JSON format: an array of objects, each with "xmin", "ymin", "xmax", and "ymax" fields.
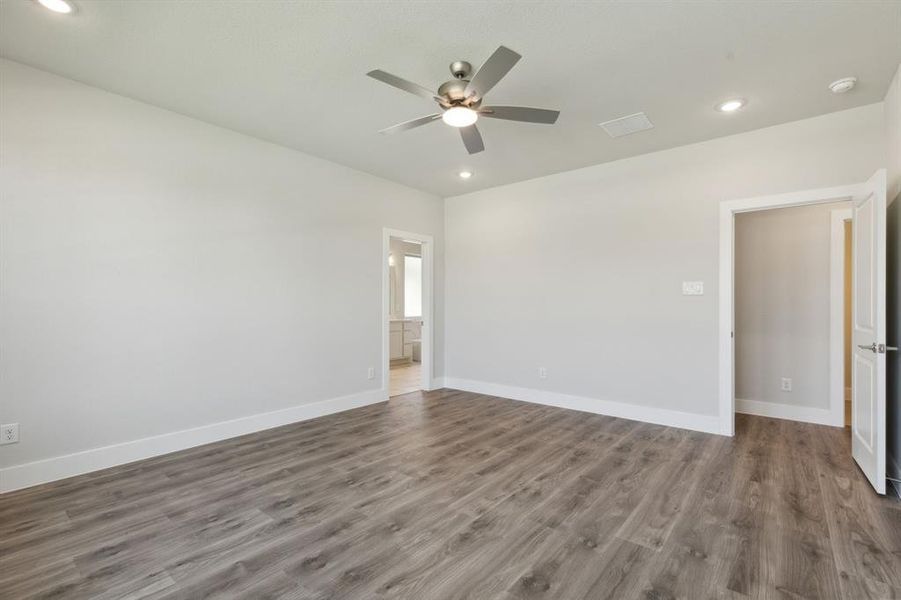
[{"xmin": 1, "ymin": 0, "xmax": 900, "ymax": 196}]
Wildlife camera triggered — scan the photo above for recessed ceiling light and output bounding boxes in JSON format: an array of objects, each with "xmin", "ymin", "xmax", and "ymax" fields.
[
  {"xmin": 442, "ymin": 107, "xmax": 478, "ymax": 128},
  {"xmin": 458, "ymin": 171, "xmax": 473, "ymax": 179},
  {"xmin": 36, "ymin": 0, "xmax": 74, "ymax": 13},
  {"xmin": 828, "ymin": 77, "xmax": 857, "ymax": 94},
  {"xmin": 716, "ymin": 99, "xmax": 746, "ymax": 113}
]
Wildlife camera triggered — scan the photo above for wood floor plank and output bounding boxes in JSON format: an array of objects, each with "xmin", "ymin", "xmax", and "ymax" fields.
[
  {"xmin": 615, "ymin": 430, "xmax": 714, "ymax": 550},
  {"xmin": 580, "ymin": 537, "xmax": 657, "ymax": 600},
  {"xmin": 812, "ymin": 423, "xmax": 901, "ymax": 589},
  {"xmin": 1, "ymin": 389, "xmax": 897, "ymax": 600}
]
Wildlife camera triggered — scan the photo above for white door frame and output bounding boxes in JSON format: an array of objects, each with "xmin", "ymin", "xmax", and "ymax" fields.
[
  {"xmin": 382, "ymin": 228, "xmax": 434, "ymax": 396},
  {"xmin": 718, "ymin": 182, "xmax": 865, "ymax": 436},
  {"xmin": 829, "ymin": 208, "xmax": 854, "ymax": 428}
]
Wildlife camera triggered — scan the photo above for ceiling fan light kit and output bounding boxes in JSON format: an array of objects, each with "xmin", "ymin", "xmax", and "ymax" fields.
[
  {"xmin": 442, "ymin": 106, "xmax": 478, "ymax": 127},
  {"xmin": 367, "ymin": 45, "xmax": 560, "ymax": 154}
]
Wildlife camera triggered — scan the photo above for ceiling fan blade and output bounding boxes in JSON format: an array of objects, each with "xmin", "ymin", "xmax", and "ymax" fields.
[
  {"xmin": 464, "ymin": 46, "xmax": 521, "ymax": 99},
  {"xmin": 479, "ymin": 106, "xmax": 560, "ymax": 124},
  {"xmin": 459, "ymin": 124, "xmax": 485, "ymax": 154},
  {"xmin": 367, "ymin": 69, "xmax": 440, "ymax": 102},
  {"xmin": 379, "ymin": 114, "xmax": 442, "ymax": 135}
]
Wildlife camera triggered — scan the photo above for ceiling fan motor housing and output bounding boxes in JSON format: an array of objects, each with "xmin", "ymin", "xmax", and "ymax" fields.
[{"xmin": 437, "ymin": 78, "xmax": 481, "ymax": 107}]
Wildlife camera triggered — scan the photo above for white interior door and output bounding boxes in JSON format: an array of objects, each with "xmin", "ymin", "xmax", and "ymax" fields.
[{"xmin": 851, "ymin": 169, "xmax": 887, "ymax": 495}]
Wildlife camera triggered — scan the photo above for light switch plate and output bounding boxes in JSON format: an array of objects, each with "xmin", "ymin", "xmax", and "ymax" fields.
[{"xmin": 682, "ymin": 281, "xmax": 704, "ymax": 295}]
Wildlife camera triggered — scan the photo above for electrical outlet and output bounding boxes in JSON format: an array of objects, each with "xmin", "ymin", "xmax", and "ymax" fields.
[
  {"xmin": 367, "ymin": 367, "xmax": 375, "ymax": 380},
  {"xmin": 538, "ymin": 367, "xmax": 547, "ymax": 379},
  {"xmin": 781, "ymin": 378, "xmax": 792, "ymax": 392},
  {"xmin": 1, "ymin": 423, "xmax": 19, "ymax": 445}
]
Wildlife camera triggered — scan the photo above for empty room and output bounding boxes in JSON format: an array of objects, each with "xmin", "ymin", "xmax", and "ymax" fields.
[{"xmin": 1, "ymin": 1, "xmax": 900, "ymax": 599}]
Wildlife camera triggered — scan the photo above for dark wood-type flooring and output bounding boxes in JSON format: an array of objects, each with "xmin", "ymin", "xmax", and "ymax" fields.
[{"xmin": 2, "ymin": 389, "xmax": 900, "ymax": 599}]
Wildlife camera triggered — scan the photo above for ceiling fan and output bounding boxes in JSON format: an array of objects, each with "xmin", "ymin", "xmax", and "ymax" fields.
[{"xmin": 367, "ymin": 46, "xmax": 560, "ymax": 154}]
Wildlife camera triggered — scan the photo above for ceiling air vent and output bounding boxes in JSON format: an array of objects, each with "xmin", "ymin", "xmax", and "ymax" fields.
[{"xmin": 598, "ymin": 112, "xmax": 654, "ymax": 138}]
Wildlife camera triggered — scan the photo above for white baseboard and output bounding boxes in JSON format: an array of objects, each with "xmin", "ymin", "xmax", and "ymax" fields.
[
  {"xmin": 443, "ymin": 377, "xmax": 723, "ymax": 435},
  {"xmin": 735, "ymin": 398, "xmax": 841, "ymax": 427},
  {"xmin": 0, "ymin": 388, "xmax": 387, "ymax": 494}
]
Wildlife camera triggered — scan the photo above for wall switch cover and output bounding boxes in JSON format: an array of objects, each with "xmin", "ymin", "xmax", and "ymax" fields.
[{"xmin": 682, "ymin": 281, "xmax": 704, "ymax": 295}]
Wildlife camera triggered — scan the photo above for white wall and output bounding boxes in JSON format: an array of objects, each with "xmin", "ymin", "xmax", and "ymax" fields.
[
  {"xmin": 734, "ymin": 202, "xmax": 848, "ymax": 415},
  {"xmin": 0, "ymin": 60, "xmax": 444, "ymax": 485},
  {"xmin": 888, "ymin": 64, "xmax": 901, "ymax": 206},
  {"xmin": 445, "ymin": 103, "xmax": 884, "ymax": 429},
  {"xmin": 885, "ymin": 63, "xmax": 901, "ymax": 481}
]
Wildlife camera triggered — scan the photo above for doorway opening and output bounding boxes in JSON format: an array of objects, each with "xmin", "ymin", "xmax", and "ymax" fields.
[
  {"xmin": 732, "ymin": 203, "xmax": 850, "ymax": 428},
  {"xmin": 383, "ymin": 229, "xmax": 433, "ymax": 398}
]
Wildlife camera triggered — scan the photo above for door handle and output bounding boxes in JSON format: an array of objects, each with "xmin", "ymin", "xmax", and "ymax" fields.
[{"xmin": 859, "ymin": 343, "xmax": 900, "ymax": 353}]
